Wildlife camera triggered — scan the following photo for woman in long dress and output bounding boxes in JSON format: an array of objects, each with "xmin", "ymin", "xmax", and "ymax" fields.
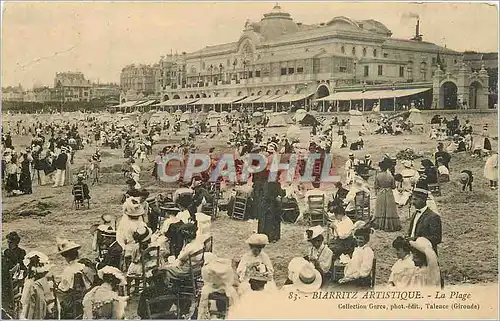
[
  {"xmin": 408, "ymin": 237, "xmax": 441, "ymax": 288},
  {"xmin": 82, "ymin": 266, "xmax": 128, "ymax": 319},
  {"xmin": 372, "ymin": 160, "xmax": 401, "ymax": 232},
  {"xmin": 484, "ymin": 151, "xmax": 498, "ymax": 190}
]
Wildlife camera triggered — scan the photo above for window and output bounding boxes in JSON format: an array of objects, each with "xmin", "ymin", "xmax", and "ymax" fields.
[
  {"xmin": 432, "ymin": 57, "xmax": 437, "ymax": 64},
  {"xmin": 248, "ymin": 71, "xmax": 253, "ymax": 78},
  {"xmin": 373, "ymin": 49, "xmax": 377, "ymax": 57},
  {"xmin": 399, "ymin": 66, "xmax": 405, "ymax": 77},
  {"xmin": 378, "ymin": 65, "xmax": 383, "ymax": 76},
  {"xmin": 281, "ymin": 68, "xmax": 287, "ymax": 75},
  {"xmin": 341, "ymin": 46, "xmax": 345, "ymax": 54},
  {"xmin": 297, "ymin": 67, "xmax": 304, "ymax": 73},
  {"xmin": 364, "ymin": 66, "xmax": 369, "ymax": 76},
  {"xmin": 352, "ymin": 47, "xmax": 356, "ymax": 55},
  {"xmin": 362, "ymin": 48, "xmax": 367, "ymax": 57},
  {"xmin": 288, "ymin": 68, "xmax": 295, "ymax": 74},
  {"xmin": 201, "ymin": 61, "xmax": 206, "ymax": 70},
  {"xmin": 255, "ymin": 70, "xmax": 261, "ymax": 77},
  {"xmin": 454, "ymin": 59, "xmax": 457, "ymax": 64},
  {"xmin": 383, "ymin": 53, "xmax": 388, "ymax": 58},
  {"xmin": 227, "ymin": 59, "xmax": 230, "ymax": 67},
  {"xmin": 340, "ymin": 66, "xmax": 347, "ymax": 73}
]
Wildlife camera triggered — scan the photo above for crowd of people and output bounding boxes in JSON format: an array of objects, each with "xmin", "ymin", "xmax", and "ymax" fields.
[{"xmin": 1, "ymin": 108, "xmax": 497, "ymax": 319}]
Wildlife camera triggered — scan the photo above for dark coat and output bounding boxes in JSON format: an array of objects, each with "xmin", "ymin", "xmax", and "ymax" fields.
[
  {"xmin": 97, "ymin": 241, "xmax": 123, "ymax": 269},
  {"xmin": 53, "ymin": 153, "xmax": 68, "ymax": 170},
  {"xmin": 408, "ymin": 208, "xmax": 442, "ymax": 254}
]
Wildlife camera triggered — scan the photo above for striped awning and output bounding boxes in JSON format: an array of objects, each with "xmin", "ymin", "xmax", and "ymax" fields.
[
  {"xmin": 134, "ymin": 100, "xmax": 158, "ymax": 107},
  {"xmin": 268, "ymin": 93, "xmax": 313, "ymax": 103},
  {"xmin": 237, "ymin": 96, "xmax": 263, "ymax": 104},
  {"xmin": 112, "ymin": 100, "xmax": 143, "ymax": 108},
  {"xmin": 192, "ymin": 96, "xmax": 246, "ymax": 105},
  {"xmin": 317, "ymin": 88, "xmax": 431, "ymax": 101},
  {"xmin": 252, "ymin": 95, "xmax": 283, "ymax": 104}
]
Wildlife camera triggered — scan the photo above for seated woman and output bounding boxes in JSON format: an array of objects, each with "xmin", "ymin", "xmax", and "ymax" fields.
[
  {"xmin": 344, "ymin": 177, "xmax": 370, "ymax": 220},
  {"xmin": 280, "ymin": 182, "xmax": 300, "ymax": 223},
  {"xmin": 159, "ymin": 223, "xmax": 204, "ymax": 286},
  {"xmin": 388, "ymin": 236, "xmax": 416, "ymax": 288},
  {"xmin": 127, "ymin": 224, "xmax": 157, "ymax": 279},
  {"xmin": 436, "ymin": 159, "xmax": 450, "ymax": 183},
  {"xmin": 236, "ymin": 234, "xmax": 276, "ymax": 294},
  {"xmin": 83, "ymin": 266, "xmax": 128, "ymax": 319},
  {"xmin": 198, "ymin": 258, "xmax": 239, "ymax": 320},
  {"xmin": 408, "ymin": 237, "xmax": 441, "ymax": 288},
  {"xmin": 304, "ymin": 226, "xmax": 333, "ymax": 284},
  {"xmin": 327, "ymin": 204, "xmax": 356, "ymax": 262},
  {"xmin": 338, "ymin": 224, "xmax": 374, "ymax": 288},
  {"xmin": 19, "ymin": 251, "xmax": 57, "ymax": 319}
]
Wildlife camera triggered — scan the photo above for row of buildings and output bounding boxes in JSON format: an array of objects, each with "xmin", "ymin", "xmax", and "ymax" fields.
[
  {"xmin": 119, "ymin": 4, "xmax": 498, "ymax": 110},
  {"xmin": 2, "ymin": 72, "xmax": 120, "ymax": 103}
]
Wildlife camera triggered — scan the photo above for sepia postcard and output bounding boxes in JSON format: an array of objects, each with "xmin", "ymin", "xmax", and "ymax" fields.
[{"xmin": 1, "ymin": 1, "xmax": 498, "ymax": 319}]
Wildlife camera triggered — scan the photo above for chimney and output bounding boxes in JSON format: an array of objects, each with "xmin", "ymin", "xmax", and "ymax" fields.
[{"xmin": 411, "ymin": 20, "xmax": 423, "ymax": 41}]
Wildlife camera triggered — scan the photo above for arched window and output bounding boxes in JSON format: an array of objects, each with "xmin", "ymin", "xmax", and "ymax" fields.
[
  {"xmin": 227, "ymin": 59, "xmax": 230, "ymax": 67},
  {"xmin": 373, "ymin": 49, "xmax": 377, "ymax": 57},
  {"xmin": 201, "ymin": 61, "xmax": 206, "ymax": 70},
  {"xmin": 341, "ymin": 45, "xmax": 345, "ymax": 54},
  {"xmin": 362, "ymin": 48, "xmax": 367, "ymax": 57},
  {"xmin": 352, "ymin": 47, "xmax": 356, "ymax": 56},
  {"xmin": 191, "ymin": 66, "xmax": 196, "ymax": 74}
]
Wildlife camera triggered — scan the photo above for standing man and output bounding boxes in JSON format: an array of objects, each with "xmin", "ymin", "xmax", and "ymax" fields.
[
  {"xmin": 407, "ymin": 188, "xmax": 442, "ymax": 255},
  {"xmin": 53, "ymin": 146, "xmax": 68, "ymax": 187}
]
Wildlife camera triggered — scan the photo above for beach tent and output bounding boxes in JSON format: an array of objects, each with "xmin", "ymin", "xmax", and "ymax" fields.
[
  {"xmin": 408, "ymin": 108, "xmax": 424, "ymax": 125},
  {"xmin": 180, "ymin": 111, "xmax": 192, "ymax": 122},
  {"xmin": 266, "ymin": 113, "xmax": 289, "ymax": 128},
  {"xmin": 296, "ymin": 113, "xmax": 321, "ymax": 127}
]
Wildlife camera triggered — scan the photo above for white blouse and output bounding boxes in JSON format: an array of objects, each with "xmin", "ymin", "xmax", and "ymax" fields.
[
  {"xmin": 388, "ymin": 254, "xmax": 416, "ymax": 288},
  {"xmin": 343, "ymin": 245, "xmax": 374, "ymax": 280},
  {"xmin": 331, "ymin": 216, "xmax": 354, "ymax": 239}
]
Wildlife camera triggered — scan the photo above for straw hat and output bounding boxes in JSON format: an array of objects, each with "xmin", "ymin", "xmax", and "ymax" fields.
[
  {"xmin": 409, "ymin": 237, "xmax": 433, "ymax": 255},
  {"xmin": 98, "ymin": 225, "xmax": 116, "ymax": 237},
  {"xmin": 287, "ymin": 257, "xmax": 309, "ymax": 281},
  {"xmin": 56, "ymin": 237, "xmax": 81, "ymax": 255},
  {"xmin": 23, "ymin": 251, "xmax": 53, "ymax": 274},
  {"xmin": 292, "ymin": 262, "xmax": 322, "ymax": 293},
  {"xmin": 97, "ymin": 266, "xmax": 127, "ymax": 286},
  {"xmin": 305, "ymin": 226, "xmax": 325, "ymax": 241},
  {"xmin": 122, "ymin": 196, "xmax": 145, "ymax": 217},
  {"xmin": 245, "ymin": 234, "xmax": 269, "ymax": 246},
  {"xmin": 402, "ymin": 160, "xmax": 412, "ymax": 168},
  {"xmin": 412, "ymin": 187, "xmax": 429, "ymax": 199},
  {"xmin": 102, "ymin": 214, "xmax": 114, "ymax": 224}
]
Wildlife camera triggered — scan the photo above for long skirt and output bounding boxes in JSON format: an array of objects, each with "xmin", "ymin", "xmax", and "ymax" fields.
[
  {"xmin": 372, "ymin": 188, "xmax": 401, "ymax": 232},
  {"xmin": 5, "ymin": 174, "xmax": 19, "ymax": 193},
  {"xmin": 18, "ymin": 170, "xmax": 32, "ymax": 194},
  {"xmin": 257, "ymin": 183, "xmax": 282, "ymax": 242}
]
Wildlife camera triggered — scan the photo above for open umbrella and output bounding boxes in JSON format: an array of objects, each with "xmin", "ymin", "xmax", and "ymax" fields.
[
  {"xmin": 295, "ymin": 108, "xmax": 307, "ymax": 114},
  {"xmin": 252, "ymin": 111, "xmax": 263, "ymax": 117}
]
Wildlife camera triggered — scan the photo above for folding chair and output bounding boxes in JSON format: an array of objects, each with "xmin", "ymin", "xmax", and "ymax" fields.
[
  {"xmin": 171, "ymin": 248, "xmax": 205, "ymax": 298},
  {"xmin": 354, "ymin": 191, "xmax": 370, "ymax": 222},
  {"xmin": 307, "ymin": 195, "xmax": 326, "ymax": 226},
  {"xmin": 72, "ymin": 184, "xmax": 90, "ymax": 210},
  {"xmin": 203, "ymin": 236, "xmax": 214, "ymax": 253},
  {"xmin": 145, "ymin": 294, "xmax": 181, "ymax": 319},
  {"xmin": 127, "ymin": 246, "xmax": 161, "ymax": 295},
  {"xmin": 231, "ymin": 191, "xmax": 248, "ymax": 221}
]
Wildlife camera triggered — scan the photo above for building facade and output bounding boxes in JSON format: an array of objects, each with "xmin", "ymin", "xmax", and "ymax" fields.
[
  {"xmin": 23, "ymin": 87, "xmax": 52, "ymax": 102},
  {"xmin": 2, "ymin": 85, "xmax": 25, "ymax": 102},
  {"xmin": 53, "ymin": 72, "xmax": 91, "ymax": 102},
  {"xmin": 120, "ymin": 64, "xmax": 156, "ymax": 95},
  {"xmin": 156, "ymin": 4, "xmax": 492, "ymax": 109}
]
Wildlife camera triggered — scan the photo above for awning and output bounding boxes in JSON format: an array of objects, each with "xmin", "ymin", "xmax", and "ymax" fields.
[
  {"xmin": 134, "ymin": 100, "xmax": 158, "ymax": 107},
  {"xmin": 192, "ymin": 96, "xmax": 246, "ymax": 105},
  {"xmin": 154, "ymin": 98, "xmax": 199, "ymax": 106},
  {"xmin": 252, "ymin": 95, "xmax": 283, "ymax": 104},
  {"xmin": 269, "ymin": 93, "xmax": 313, "ymax": 103},
  {"xmin": 112, "ymin": 100, "xmax": 143, "ymax": 108},
  {"xmin": 317, "ymin": 88, "xmax": 431, "ymax": 101},
  {"xmin": 236, "ymin": 95, "xmax": 262, "ymax": 104}
]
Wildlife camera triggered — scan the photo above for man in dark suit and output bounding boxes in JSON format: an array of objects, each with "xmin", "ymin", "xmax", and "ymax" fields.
[
  {"xmin": 408, "ymin": 188, "xmax": 442, "ymax": 255},
  {"xmin": 96, "ymin": 226, "xmax": 122, "ymax": 270},
  {"xmin": 330, "ymin": 182, "xmax": 349, "ymax": 205}
]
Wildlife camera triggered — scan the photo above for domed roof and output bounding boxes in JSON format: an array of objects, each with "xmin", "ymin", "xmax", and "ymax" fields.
[{"xmin": 258, "ymin": 4, "xmax": 299, "ymax": 41}]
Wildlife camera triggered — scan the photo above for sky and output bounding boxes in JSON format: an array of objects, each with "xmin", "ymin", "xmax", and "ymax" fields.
[{"xmin": 1, "ymin": 1, "xmax": 498, "ymax": 88}]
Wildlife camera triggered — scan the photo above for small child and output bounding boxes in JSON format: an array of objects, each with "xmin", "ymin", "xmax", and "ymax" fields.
[
  {"xmin": 127, "ymin": 224, "xmax": 155, "ymax": 278},
  {"xmin": 460, "ymin": 170, "xmax": 474, "ymax": 192},
  {"xmin": 437, "ymin": 160, "xmax": 450, "ymax": 183}
]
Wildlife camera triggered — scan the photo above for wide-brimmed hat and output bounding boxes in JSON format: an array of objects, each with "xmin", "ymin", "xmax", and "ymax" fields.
[
  {"xmin": 365, "ymin": 154, "xmax": 371, "ymax": 159},
  {"xmin": 409, "ymin": 237, "xmax": 433, "ymax": 255},
  {"xmin": 102, "ymin": 214, "xmax": 114, "ymax": 224},
  {"xmin": 122, "ymin": 196, "xmax": 145, "ymax": 217},
  {"xmin": 287, "ymin": 257, "xmax": 309, "ymax": 280},
  {"xmin": 202, "ymin": 258, "xmax": 234, "ymax": 286},
  {"xmin": 305, "ymin": 226, "xmax": 325, "ymax": 241},
  {"xmin": 348, "ymin": 152, "xmax": 354, "ymax": 157},
  {"xmin": 97, "ymin": 266, "xmax": 127, "ymax": 286},
  {"xmin": 77, "ymin": 173, "xmax": 84, "ymax": 180},
  {"xmin": 417, "ymin": 166, "xmax": 426, "ymax": 173},
  {"xmin": 245, "ymin": 234, "xmax": 269, "ymax": 246},
  {"xmin": 460, "ymin": 172, "xmax": 470, "ymax": 183},
  {"xmin": 412, "ymin": 187, "xmax": 429, "ymax": 199},
  {"xmin": 292, "ymin": 262, "xmax": 322, "ymax": 293},
  {"xmin": 125, "ymin": 178, "xmax": 136, "ymax": 186},
  {"xmin": 23, "ymin": 251, "xmax": 53, "ymax": 274},
  {"xmin": 57, "ymin": 237, "xmax": 81, "ymax": 255}
]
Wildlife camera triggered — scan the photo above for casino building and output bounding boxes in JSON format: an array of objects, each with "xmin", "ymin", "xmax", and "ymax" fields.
[{"xmin": 151, "ymin": 4, "xmax": 490, "ymax": 112}]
